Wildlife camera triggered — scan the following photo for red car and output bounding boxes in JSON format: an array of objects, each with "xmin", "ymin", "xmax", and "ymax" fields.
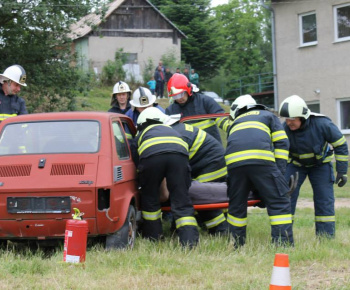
[{"xmin": 0, "ymin": 112, "xmax": 139, "ymax": 249}]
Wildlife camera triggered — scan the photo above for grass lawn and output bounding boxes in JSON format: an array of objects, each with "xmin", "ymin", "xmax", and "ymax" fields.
[{"xmin": 3, "ymin": 87, "xmax": 347, "ymax": 289}]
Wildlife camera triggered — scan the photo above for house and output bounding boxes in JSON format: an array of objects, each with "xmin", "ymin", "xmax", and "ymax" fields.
[
  {"xmin": 69, "ymin": 0, "xmax": 186, "ymax": 81},
  {"xmin": 271, "ymin": 0, "xmax": 350, "ymax": 143}
]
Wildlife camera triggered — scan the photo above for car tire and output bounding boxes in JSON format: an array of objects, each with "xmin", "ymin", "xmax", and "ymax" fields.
[{"xmin": 105, "ymin": 205, "xmax": 136, "ymax": 250}]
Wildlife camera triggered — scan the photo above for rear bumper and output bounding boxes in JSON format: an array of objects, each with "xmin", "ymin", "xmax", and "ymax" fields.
[{"xmin": 0, "ymin": 218, "xmax": 97, "ymax": 240}]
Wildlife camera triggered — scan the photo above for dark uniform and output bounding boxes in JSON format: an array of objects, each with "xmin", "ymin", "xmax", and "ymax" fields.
[
  {"xmin": 218, "ymin": 106, "xmax": 294, "ymax": 246},
  {"xmin": 165, "ymin": 92, "xmax": 225, "ymax": 143},
  {"xmin": 108, "ymin": 101, "xmax": 131, "ymax": 114},
  {"xmin": 135, "ymin": 123, "xmax": 199, "ymax": 247},
  {"xmin": 171, "ymin": 122, "xmax": 228, "ymax": 234},
  {"xmin": 283, "ymin": 114, "xmax": 348, "ymax": 237},
  {"xmin": 0, "ymin": 85, "xmax": 27, "ymax": 121}
]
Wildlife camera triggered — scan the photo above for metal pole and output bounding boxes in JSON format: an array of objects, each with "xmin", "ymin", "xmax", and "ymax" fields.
[{"xmin": 260, "ymin": 0, "xmax": 278, "ymax": 111}]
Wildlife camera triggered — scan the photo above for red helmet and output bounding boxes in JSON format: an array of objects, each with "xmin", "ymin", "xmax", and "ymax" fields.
[{"xmin": 167, "ymin": 73, "xmax": 193, "ymax": 98}]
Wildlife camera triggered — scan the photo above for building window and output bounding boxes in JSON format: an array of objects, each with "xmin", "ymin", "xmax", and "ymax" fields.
[
  {"xmin": 307, "ymin": 102, "xmax": 320, "ymax": 113},
  {"xmin": 299, "ymin": 12, "xmax": 317, "ymax": 46},
  {"xmin": 122, "ymin": 53, "xmax": 138, "ymax": 64},
  {"xmin": 337, "ymin": 99, "xmax": 350, "ymax": 133},
  {"xmin": 334, "ymin": 3, "xmax": 350, "ymax": 42}
]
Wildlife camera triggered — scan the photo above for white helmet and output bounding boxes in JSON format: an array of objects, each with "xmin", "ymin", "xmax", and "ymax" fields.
[
  {"xmin": 0, "ymin": 65, "xmax": 27, "ymax": 86},
  {"xmin": 137, "ymin": 107, "xmax": 163, "ymax": 126},
  {"xmin": 230, "ymin": 94, "xmax": 256, "ymax": 119},
  {"xmin": 130, "ymin": 87, "xmax": 156, "ymax": 108},
  {"xmin": 279, "ymin": 95, "xmax": 310, "ymax": 119},
  {"xmin": 110, "ymin": 81, "xmax": 132, "ymax": 106},
  {"xmin": 112, "ymin": 81, "xmax": 131, "ymax": 94}
]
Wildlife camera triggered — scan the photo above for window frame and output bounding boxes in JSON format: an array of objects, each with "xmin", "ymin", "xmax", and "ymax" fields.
[
  {"xmin": 306, "ymin": 101, "xmax": 320, "ymax": 114},
  {"xmin": 112, "ymin": 121, "xmax": 130, "ymax": 160},
  {"xmin": 333, "ymin": 3, "xmax": 350, "ymax": 43},
  {"xmin": 299, "ymin": 11, "xmax": 318, "ymax": 47},
  {"xmin": 337, "ymin": 98, "xmax": 350, "ymax": 134}
]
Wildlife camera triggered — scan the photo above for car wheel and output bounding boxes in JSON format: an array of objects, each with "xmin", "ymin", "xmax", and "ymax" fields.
[{"xmin": 105, "ymin": 205, "xmax": 136, "ymax": 250}]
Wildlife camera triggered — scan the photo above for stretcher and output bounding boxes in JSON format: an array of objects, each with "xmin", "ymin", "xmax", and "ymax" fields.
[{"xmin": 161, "ymin": 181, "xmax": 263, "ymax": 212}]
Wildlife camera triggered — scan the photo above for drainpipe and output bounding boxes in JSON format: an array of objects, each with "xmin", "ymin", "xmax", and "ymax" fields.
[{"xmin": 260, "ymin": 0, "xmax": 278, "ymax": 111}]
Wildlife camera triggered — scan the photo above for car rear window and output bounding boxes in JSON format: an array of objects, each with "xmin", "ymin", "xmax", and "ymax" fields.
[{"xmin": 0, "ymin": 120, "xmax": 100, "ymax": 155}]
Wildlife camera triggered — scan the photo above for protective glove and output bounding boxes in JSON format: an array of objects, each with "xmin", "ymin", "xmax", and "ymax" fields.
[
  {"xmin": 335, "ymin": 173, "xmax": 347, "ymax": 187},
  {"xmin": 287, "ymin": 172, "xmax": 299, "ymax": 196}
]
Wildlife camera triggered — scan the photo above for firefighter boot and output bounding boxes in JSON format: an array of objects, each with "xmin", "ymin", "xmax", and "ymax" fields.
[{"xmin": 177, "ymin": 225, "xmax": 199, "ymax": 249}]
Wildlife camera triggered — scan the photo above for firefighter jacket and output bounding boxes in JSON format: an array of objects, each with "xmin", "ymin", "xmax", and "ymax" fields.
[
  {"xmin": 171, "ymin": 122, "xmax": 227, "ymax": 182},
  {"xmin": 126, "ymin": 104, "xmax": 165, "ymax": 125},
  {"xmin": 108, "ymin": 101, "xmax": 131, "ymax": 114},
  {"xmin": 283, "ymin": 114, "xmax": 348, "ymax": 175},
  {"xmin": 0, "ymin": 86, "xmax": 27, "ymax": 121},
  {"xmin": 165, "ymin": 92, "xmax": 225, "ymax": 143},
  {"xmin": 135, "ymin": 124, "xmax": 188, "ymax": 160},
  {"xmin": 218, "ymin": 107, "xmax": 289, "ymax": 173}
]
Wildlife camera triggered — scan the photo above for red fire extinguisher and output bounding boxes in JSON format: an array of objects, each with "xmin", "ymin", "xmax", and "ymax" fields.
[{"xmin": 63, "ymin": 208, "xmax": 89, "ymax": 263}]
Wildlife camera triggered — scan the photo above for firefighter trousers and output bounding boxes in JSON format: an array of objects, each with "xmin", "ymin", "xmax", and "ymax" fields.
[
  {"xmin": 285, "ymin": 162, "xmax": 335, "ymax": 237},
  {"xmin": 227, "ymin": 165, "xmax": 294, "ymax": 247},
  {"xmin": 138, "ymin": 153, "xmax": 199, "ymax": 247}
]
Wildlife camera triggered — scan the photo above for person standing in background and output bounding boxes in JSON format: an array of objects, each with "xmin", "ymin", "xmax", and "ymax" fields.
[{"xmin": 189, "ymin": 69, "xmax": 199, "ymax": 89}]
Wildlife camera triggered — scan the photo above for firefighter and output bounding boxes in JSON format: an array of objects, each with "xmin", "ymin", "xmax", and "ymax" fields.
[
  {"xmin": 279, "ymin": 95, "xmax": 348, "ymax": 237},
  {"xmin": 145, "ymin": 108, "xmax": 228, "ymax": 235},
  {"xmin": 218, "ymin": 94, "xmax": 294, "ymax": 247},
  {"xmin": 134, "ymin": 107, "xmax": 199, "ymax": 247},
  {"xmin": 165, "ymin": 73, "xmax": 224, "ymax": 143},
  {"xmin": 0, "ymin": 64, "xmax": 28, "ymax": 121},
  {"xmin": 108, "ymin": 81, "xmax": 132, "ymax": 114},
  {"xmin": 126, "ymin": 87, "xmax": 165, "ymax": 125}
]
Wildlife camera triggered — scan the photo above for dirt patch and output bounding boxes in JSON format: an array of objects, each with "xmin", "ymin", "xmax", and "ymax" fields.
[{"xmin": 297, "ymin": 198, "xmax": 350, "ymax": 208}]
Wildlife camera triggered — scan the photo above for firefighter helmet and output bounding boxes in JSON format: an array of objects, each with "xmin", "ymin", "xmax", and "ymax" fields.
[
  {"xmin": 279, "ymin": 95, "xmax": 310, "ymax": 119},
  {"xmin": 0, "ymin": 65, "xmax": 27, "ymax": 86},
  {"xmin": 130, "ymin": 87, "xmax": 156, "ymax": 108},
  {"xmin": 137, "ymin": 107, "xmax": 163, "ymax": 126},
  {"xmin": 110, "ymin": 81, "xmax": 132, "ymax": 106},
  {"xmin": 112, "ymin": 81, "xmax": 131, "ymax": 94},
  {"xmin": 230, "ymin": 94, "xmax": 257, "ymax": 119},
  {"xmin": 167, "ymin": 73, "xmax": 199, "ymax": 99}
]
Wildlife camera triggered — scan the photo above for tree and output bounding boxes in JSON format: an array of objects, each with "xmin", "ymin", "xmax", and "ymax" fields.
[
  {"xmin": 0, "ymin": 0, "xmax": 107, "ymax": 112},
  {"xmin": 151, "ymin": 0, "xmax": 223, "ymax": 80},
  {"xmin": 215, "ymin": 0, "xmax": 272, "ymax": 82}
]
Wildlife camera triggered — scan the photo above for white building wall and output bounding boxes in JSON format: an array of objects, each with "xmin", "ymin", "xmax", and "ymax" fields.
[
  {"xmin": 273, "ymin": 0, "xmax": 350, "ymax": 144},
  {"xmin": 87, "ymin": 36, "xmax": 181, "ymax": 81}
]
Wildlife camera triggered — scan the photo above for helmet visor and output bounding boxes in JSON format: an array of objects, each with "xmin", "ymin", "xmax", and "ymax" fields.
[{"xmin": 172, "ymin": 91, "xmax": 186, "ymax": 100}]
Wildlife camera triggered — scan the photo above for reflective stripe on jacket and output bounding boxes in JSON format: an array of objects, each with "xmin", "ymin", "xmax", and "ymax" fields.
[
  {"xmin": 218, "ymin": 108, "xmax": 289, "ymax": 172},
  {"xmin": 0, "ymin": 87, "xmax": 27, "ymax": 120},
  {"xmin": 135, "ymin": 124, "xmax": 188, "ymax": 159},
  {"xmin": 283, "ymin": 115, "xmax": 348, "ymax": 174},
  {"xmin": 171, "ymin": 122, "xmax": 227, "ymax": 182},
  {"xmin": 165, "ymin": 92, "xmax": 225, "ymax": 143}
]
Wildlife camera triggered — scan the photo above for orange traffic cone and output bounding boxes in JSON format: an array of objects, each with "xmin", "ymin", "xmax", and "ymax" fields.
[{"xmin": 269, "ymin": 253, "xmax": 291, "ymax": 290}]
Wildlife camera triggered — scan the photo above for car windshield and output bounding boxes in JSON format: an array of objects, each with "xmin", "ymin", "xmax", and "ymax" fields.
[{"xmin": 0, "ymin": 120, "xmax": 100, "ymax": 155}]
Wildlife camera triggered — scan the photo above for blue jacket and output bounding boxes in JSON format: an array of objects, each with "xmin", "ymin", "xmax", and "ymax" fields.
[
  {"xmin": 165, "ymin": 92, "xmax": 224, "ymax": 143},
  {"xmin": 0, "ymin": 86, "xmax": 27, "ymax": 121},
  {"xmin": 125, "ymin": 104, "xmax": 165, "ymax": 125},
  {"xmin": 283, "ymin": 114, "xmax": 348, "ymax": 174},
  {"xmin": 108, "ymin": 101, "xmax": 131, "ymax": 115}
]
